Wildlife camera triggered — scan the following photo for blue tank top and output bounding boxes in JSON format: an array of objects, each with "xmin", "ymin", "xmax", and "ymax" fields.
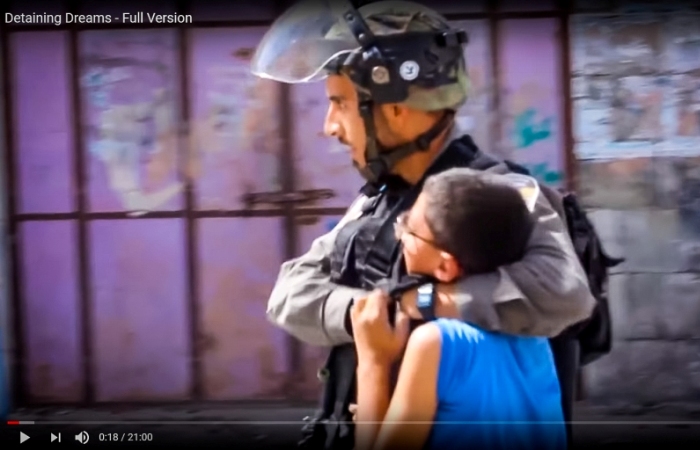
[{"xmin": 426, "ymin": 318, "xmax": 567, "ymax": 450}]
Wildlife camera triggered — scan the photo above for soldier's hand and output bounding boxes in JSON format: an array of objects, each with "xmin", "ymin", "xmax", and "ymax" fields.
[{"xmin": 351, "ymin": 289, "xmax": 410, "ymax": 366}]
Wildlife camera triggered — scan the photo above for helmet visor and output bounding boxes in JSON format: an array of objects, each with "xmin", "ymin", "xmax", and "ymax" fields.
[{"xmin": 250, "ymin": 0, "xmax": 360, "ymax": 84}]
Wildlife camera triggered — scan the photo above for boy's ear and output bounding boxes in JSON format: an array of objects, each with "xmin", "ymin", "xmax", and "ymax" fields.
[{"xmin": 433, "ymin": 252, "xmax": 461, "ymax": 283}]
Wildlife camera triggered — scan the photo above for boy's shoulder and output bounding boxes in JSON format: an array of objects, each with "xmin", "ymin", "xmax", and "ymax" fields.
[
  {"xmin": 431, "ymin": 318, "xmax": 489, "ymax": 345},
  {"xmin": 430, "ymin": 318, "xmax": 546, "ymax": 347}
]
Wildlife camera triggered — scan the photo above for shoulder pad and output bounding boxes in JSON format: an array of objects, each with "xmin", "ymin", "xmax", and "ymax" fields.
[
  {"xmin": 503, "ymin": 173, "xmax": 540, "ymax": 212},
  {"xmin": 339, "ymin": 195, "xmax": 368, "ymax": 225}
]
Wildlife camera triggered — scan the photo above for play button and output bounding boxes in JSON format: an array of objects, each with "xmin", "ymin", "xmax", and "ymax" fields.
[{"xmin": 20, "ymin": 431, "xmax": 30, "ymax": 443}]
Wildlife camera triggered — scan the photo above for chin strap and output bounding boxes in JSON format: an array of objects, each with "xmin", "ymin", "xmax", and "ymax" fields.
[{"xmin": 357, "ymin": 94, "xmax": 455, "ymax": 184}]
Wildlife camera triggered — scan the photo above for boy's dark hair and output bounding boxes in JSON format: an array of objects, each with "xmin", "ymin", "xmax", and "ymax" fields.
[{"xmin": 422, "ymin": 168, "xmax": 536, "ymax": 274}]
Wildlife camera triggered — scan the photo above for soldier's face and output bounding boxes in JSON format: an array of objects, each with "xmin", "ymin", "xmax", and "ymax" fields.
[
  {"xmin": 324, "ymin": 74, "xmax": 367, "ymax": 169},
  {"xmin": 324, "ymin": 74, "xmax": 412, "ymax": 171}
]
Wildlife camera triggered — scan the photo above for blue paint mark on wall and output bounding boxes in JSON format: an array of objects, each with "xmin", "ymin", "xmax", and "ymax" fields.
[
  {"xmin": 513, "ymin": 108, "xmax": 553, "ymax": 149},
  {"xmin": 522, "ymin": 162, "xmax": 563, "ymax": 186}
]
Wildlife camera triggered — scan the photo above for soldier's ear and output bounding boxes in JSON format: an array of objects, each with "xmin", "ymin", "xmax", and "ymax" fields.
[
  {"xmin": 391, "ymin": 103, "xmax": 409, "ymax": 118},
  {"xmin": 379, "ymin": 103, "xmax": 409, "ymax": 124}
]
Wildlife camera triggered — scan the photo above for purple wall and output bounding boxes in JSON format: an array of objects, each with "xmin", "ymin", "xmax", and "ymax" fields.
[
  {"xmin": 197, "ymin": 218, "xmax": 287, "ymax": 400},
  {"xmin": 188, "ymin": 28, "xmax": 282, "ymax": 211},
  {"xmin": 452, "ymin": 20, "xmax": 495, "ymax": 155},
  {"xmin": 12, "ymin": 32, "xmax": 75, "ymax": 214},
  {"xmin": 19, "ymin": 221, "xmax": 83, "ymax": 402},
  {"xmin": 90, "ymin": 219, "xmax": 191, "ymax": 401},
  {"xmin": 498, "ymin": 19, "xmax": 565, "ymax": 185},
  {"xmin": 6, "ymin": 16, "xmax": 568, "ymax": 403}
]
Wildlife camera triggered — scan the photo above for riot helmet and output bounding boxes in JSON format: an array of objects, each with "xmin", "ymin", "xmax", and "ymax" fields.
[{"xmin": 251, "ymin": 0, "xmax": 470, "ymax": 184}]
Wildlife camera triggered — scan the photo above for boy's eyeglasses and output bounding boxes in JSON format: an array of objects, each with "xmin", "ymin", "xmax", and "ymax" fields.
[{"xmin": 394, "ymin": 211, "xmax": 439, "ymax": 247}]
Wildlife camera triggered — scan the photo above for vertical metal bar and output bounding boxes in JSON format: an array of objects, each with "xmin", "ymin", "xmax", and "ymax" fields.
[
  {"xmin": 176, "ymin": 0, "xmax": 203, "ymax": 400},
  {"xmin": 67, "ymin": 0, "xmax": 96, "ymax": 404},
  {"xmin": 558, "ymin": 2, "xmax": 578, "ymax": 193},
  {"xmin": 280, "ymin": 89, "xmax": 303, "ymax": 391},
  {"xmin": 273, "ymin": 0, "xmax": 304, "ymax": 394},
  {"xmin": 488, "ymin": 0, "xmax": 503, "ymax": 152},
  {"xmin": 558, "ymin": 0, "xmax": 587, "ymax": 400},
  {"xmin": 0, "ymin": 21, "xmax": 27, "ymax": 408}
]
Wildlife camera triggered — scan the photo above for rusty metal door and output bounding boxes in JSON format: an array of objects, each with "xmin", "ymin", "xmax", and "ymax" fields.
[
  {"xmin": 1, "ymin": 2, "xmax": 337, "ymax": 402},
  {"xmin": 2, "ymin": 0, "xmax": 575, "ymax": 406}
]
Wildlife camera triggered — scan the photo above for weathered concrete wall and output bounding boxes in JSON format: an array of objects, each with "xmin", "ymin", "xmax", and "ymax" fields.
[
  {"xmin": 572, "ymin": 9, "xmax": 700, "ymax": 404},
  {"xmin": 580, "ymin": 158, "xmax": 700, "ymax": 405}
]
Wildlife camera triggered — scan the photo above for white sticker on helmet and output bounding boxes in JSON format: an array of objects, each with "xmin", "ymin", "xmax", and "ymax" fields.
[{"xmin": 399, "ymin": 60, "xmax": 420, "ymax": 81}]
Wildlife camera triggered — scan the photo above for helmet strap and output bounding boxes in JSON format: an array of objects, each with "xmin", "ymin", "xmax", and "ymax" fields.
[{"xmin": 356, "ymin": 95, "xmax": 455, "ymax": 184}]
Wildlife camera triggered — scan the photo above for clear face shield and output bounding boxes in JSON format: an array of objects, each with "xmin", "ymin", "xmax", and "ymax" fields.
[{"xmin": 250, "ymin": 0, "xmax": 360, "ymax": 84}]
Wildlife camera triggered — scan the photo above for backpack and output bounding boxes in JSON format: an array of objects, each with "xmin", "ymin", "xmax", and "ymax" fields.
[{"xmin": 559, "ymin": 192, "xmax": 624, "ymax": 365}]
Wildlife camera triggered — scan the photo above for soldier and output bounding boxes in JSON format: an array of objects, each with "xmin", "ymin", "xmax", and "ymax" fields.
[{"xmin": 250, "ymin": 1, "xmax": 596, "ymax": 448}]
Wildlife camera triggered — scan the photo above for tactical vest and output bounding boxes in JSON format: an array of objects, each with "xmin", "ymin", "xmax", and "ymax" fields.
[{"xmin": 329, "ymin": 135, "xmax": 507, "ymax": 289}]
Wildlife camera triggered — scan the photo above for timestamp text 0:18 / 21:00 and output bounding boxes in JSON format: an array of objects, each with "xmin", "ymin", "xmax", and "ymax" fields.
[{"xmin": 99, "ymin": 432, "xmax": 154, "ymax": 442}]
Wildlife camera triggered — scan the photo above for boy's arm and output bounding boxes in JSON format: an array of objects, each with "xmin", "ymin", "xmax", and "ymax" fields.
[{"xmin": 355, "ymin": 323, "xmax": 441, "ymax": 450}]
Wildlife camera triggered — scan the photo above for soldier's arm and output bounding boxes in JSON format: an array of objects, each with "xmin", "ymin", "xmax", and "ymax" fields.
[
  {"xmin": 266, "ymin": 196, "xmax": 370, "ymax": 346},
  {"xmin": 444, "ymin": 186, "xmax": 596, "ymax": 337},
  {"xmin": 401, "ymin": 180, "xmax": 596, "ymax": 337}
]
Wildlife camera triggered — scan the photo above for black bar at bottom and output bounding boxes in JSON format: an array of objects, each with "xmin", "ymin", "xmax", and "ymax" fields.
[{"xmin": 3, "ymin": 421, "xmax": 700, "ymax": 450}]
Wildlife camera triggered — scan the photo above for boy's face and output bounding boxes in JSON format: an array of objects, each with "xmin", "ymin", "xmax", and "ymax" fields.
[{"xmin": 396, "ymin": 193, "xmax": 461, "ymax": 283}]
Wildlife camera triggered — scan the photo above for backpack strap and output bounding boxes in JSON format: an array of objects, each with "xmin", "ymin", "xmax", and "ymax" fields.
[
  {"xmin": 452, "ymin": 135, "xmax": 499, "ymax": 171},
  {"xmin": 328, "ymin": 344, "xmax": 357, "ymax": 450},
  {"xmin": 559, "ymin": 192, "xmax": 624, "ymax": 365},
  {"xmin": 303, "ymin": 344, "xmax": 356, "ymax": 450},
  {"xmin": 452, "ymin": 135, "xmax": 532, "ymax": 176}
]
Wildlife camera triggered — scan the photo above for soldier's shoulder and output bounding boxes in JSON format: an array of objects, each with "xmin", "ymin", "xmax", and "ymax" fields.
[{"xmin": 500, "ymin": 172, "xmax": 541, "ymax": 212}]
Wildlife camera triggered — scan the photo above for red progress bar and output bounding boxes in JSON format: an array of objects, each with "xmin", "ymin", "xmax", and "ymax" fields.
[{"xmin": 7, "ymin": 421, "xmax": 20, "ymax": 425}]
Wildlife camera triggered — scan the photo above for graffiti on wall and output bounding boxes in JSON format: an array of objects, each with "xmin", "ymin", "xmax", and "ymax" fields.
[
  {"xmin": 80, "ymin": 30, "xmax": 183, "ymax": 214},
  {"xmin": 667, "ymin": 16, "xmax": 700, "ymax": 155},
  {"xmin": 513, "ymin": 108, "xmax": 553, "ymax": 149},
  {"xmin": 506, "ymin": 82, "xmax": 563, "ymax": 184},
  {"xmin": 571, "ymin": 14, "xmax": 700, "ymax": 160},
  {"xmin": 498, "ymin": 20, "xmax": 565, "ymax": 186},
  {"xmin": 80, "ymin": 29, "xmax": 282, "ymax": 214}
]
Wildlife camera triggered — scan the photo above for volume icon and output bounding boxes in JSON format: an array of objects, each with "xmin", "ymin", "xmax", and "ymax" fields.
[{"xmin": 75, "ymin": 431, "xmax": 89, "ymax": 444}]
